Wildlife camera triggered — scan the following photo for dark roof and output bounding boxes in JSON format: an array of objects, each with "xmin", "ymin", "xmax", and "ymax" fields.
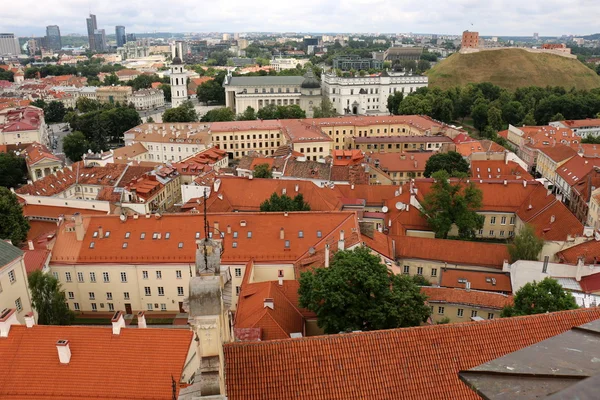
[
  {"xmin": 0, "ymin": 240, "xmax": 23, "ymax": 267},
  {"xmin": 227, "ymin": 76, "xmax": 305, "ymax": 86},
  {"xmin": 460, "ymin": 318, "xmax": 600, "ymax": 399},
  {"xmin": 301, "ymin": 69, "xmax": 321, "ymax": 89}
]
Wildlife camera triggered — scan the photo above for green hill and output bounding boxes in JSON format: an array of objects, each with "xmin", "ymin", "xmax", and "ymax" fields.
[{"xmin": 427, "ymin": 49, "xmax": 600, "ymax": 91}]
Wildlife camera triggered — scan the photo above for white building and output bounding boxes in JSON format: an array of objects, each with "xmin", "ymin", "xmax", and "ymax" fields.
[
  {"xmin": 322, "ymin": 71, "xmax": 428, "ymax": 115},
  {"xmin": 130, "ymin": 88, "xmax": 165, "ymax": 111},
  {"xmin": 0, "ymin": 106, "xmax": 48, "ymax": 146},
  {"xmin": 270, "ymin": 58, "xmax": 310, "ymax": 72},
  {"xmin": 0, "ymin": 33, "xmax": 20, "ymax": 56},
  {"xmin": 170, "ymin": 49, "xmax": 187, "ymax": 108},
  {"xmin": 550, "ymin": 119, "xmax": 600, "ymax": 139},
  {"xmin": 222, "ymin": 70, "xmax": 322, "ymax": 117}
]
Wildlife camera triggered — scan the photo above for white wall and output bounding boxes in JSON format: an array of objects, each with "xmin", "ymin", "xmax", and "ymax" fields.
[{"xmin": 18, "ymin": 194, "xmax": 111, "ymax": 213}]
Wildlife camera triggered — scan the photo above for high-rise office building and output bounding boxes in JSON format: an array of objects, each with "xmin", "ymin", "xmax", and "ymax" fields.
[
  {"xmin": 116, "ymin": 26, "xmax": 126, "ymax": 47},
  {"xmin": 0, "ymin": 33, "xmax": 21, "ymax": 56},
  {"xmin": 45, "ymin": 25, "xmax": 62, "ymax": 51},
  {"xmin": 126, "ymin": 33, "xmax": 136, "ymax": 42},
  {"xmin": 94, "ymin": 29, "xmax": 106, "ymax": 52},
  {"xmin": 86, "ymin": 14, "xmax": 98, "ymax": 51}
]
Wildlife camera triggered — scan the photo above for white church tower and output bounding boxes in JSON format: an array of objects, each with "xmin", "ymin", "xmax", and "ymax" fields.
[{"xmin": 170, "ymin": 42, "xmax": 187, "ymax": 108}]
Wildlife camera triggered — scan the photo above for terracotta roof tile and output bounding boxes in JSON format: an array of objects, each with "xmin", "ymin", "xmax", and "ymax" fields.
[
  {"xmin": 0, "ymin": 324, "xmax": 192, "ymax": 399},
  {"xmin": 538, "ymin": 144, "xmax": 578, "ymax": 162},
  {"xmin": 224, "ymin": 308, "xmax": 600, "ymax": 400},
  {"xmin": 22, "ymin": 249, "xmax": 50, "ymax": 273},
  {"xmin": 470, "ymin": 160, "xmax": 533, "ymax": 181},
  {"xmin": 579, "ymin": 272, "xmax": 600, "ymax": 293},
  {"xmin": 440, "ymin": 268, "xmax": 512, "ymax": 293},
  {"xmin": 365, "ymin": 151, "xmax": 432, "ymax": 173},
  {"xmin": 556, "ymin": 156, "xmax": 600, "ymax": 187},
  {"xmin": 21, "ymin": 142, "xmax": 60, "ymax": 166},
  {"xmin": 422, "ymin": 286, "xmax": 513, "ymax": 309},
  {"xmin": 557, "ymin": 240, "xmax": 600, "ymax": 265}
]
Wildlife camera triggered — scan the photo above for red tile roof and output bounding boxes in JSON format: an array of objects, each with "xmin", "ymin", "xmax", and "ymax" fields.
[
  {"xmin": 365, "ymin": 151, "xmax": 432, "ymax": 173},
  {"xmin": 394, "ymin": 236, "xmax": 509, "ymax": 268},
  {"xmin": 537, "ymin": 144, "xmax": 577, "ymax": 163},
  {"xmin": 331, "ymin": 150, "xmax": 364, "ymax": 166},
  {"xmin": 470, "ymin": 160, "xmax": 533, "ymax": 181},
  {"xmin": 223, "ymin": 308, "xmax": 600, "ymax": 400},
  {"xmin": 579, "ymin": 272, "xmax": 600, "ymax": 293},
  {"xmin": 361, "ymin": 230, "xmax": 394, "ymax": 259},
  {"xmin": 557, "ymin": 240, "xmax": 600, "ymax": 264},
  {"xmin": 455, "ymin": 140, "xmax": 506, "ymax": 156},
  {"xmin": 22, "ymin": 249, "xmax": 50, "ymax": 273},
  {"xmin": 22, "ymin": 204, "xmax": 107, "ymax": 219},
  {"xmin": 21, "ymin": 142, "xmax": 60, "ymax": 166},
  {"xmin": 560, "ymin": 118, "xmax": 600, "ymax": 128},
  {"xmin": 440, "ymin": 268, "xmax": 512, "ymax": 293},
  {"xmin": 422, "ymin": 286, "xmax": 513, "ymax": 309},
  {"xmin": 0, "ymin": 324, "xmax": 192, "ymax": 399},
  {"xmin": 556, "ymin": 156, "xmax": 600, "ymax": 187}
]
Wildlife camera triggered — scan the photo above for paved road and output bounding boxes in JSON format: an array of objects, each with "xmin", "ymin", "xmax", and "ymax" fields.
[{"xmin": 47, "ymin": 123, "xmax": 71, "ymax": 154}]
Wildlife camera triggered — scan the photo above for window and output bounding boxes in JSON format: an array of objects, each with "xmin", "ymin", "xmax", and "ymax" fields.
[
  {"xmin": 103, "ymin": 272, "xmax": 110, "ymax": 283},
  {"xmin": 488, "ymin": 313, "xmax": 494, "ymax": 319},
  {"xmin": 108, "ymin": 303, "xmax": 114, "ymax": 311},
  {"xmin": 147, "ymin": 303, "xmax": 153, "ymax": 311},
  {"xmin": 233, "ymin": 267, "xmax": 243, "ymax": 278},
  {"xmin": 74, "ymin": 302, "xmax": 80, "ymax": 311},
  {"xmin": 177, "ymin": 287, "xmax": 184, "ymax": 296},
  {"xmin": 165, "ymin": 232, "xmax": 170, "ymax": 239},
  {"xmin": 140, "ymin": 232, "xmax": 146, "ymax": 240},
  {"xmin": 478, "ymin": 229, "xmax": 484, "ymax": 235},
  {"xmin": 431, "ymin": 268, "xmax": 437, "ymax": 277},
  {"xmin": 284, "ymin": 240, "xmax": 290, "ymax": 248},
  {"xmin": 68, "ymin": 291, "xmax": 74, "ymax": 299},
  {"xmin": 176, "ymin": 270, "xmax": 182, "ymax": 279},
  {"xmin": 317, "ymin": 230, "xmax": 322, "ymax": 238},
  {"xmin": 89, "ymin": 292, "xmax": 95, "ymax": 300},
  {"xmin": 489, "ymin": 230, "xmax": 494, "ymax": 236},
  {"xmin": 500, "ymin": 231, "xmax": 505, "ymax": 237},
  {"xmin": 89, "ymin": 242, "xmax": 95, "ymax": 249},
  {"xmin": 236, "ymin": 286, "xmax": 241, "ymax": 295},
  {"xmin": 471, "ymin": 310, "xmax": 478, "ymax": 318},
  {"xmin": 403, "ymin": 265, "xmax": 410, "ymax": 274},
  {"xmin": 105, "ymin": 231, "xmax": 110, "ymax": 238},
  {"xmin": 91, "ymin": 303, "xmax": 97, "ymax": 311},
  {"xmin": 417, "ymin": 267, "xmax": 423, "ymax": 275},
  {"xmin": 501, "ymin": 216, "xmax": 507, "ymax": 225},
  {"xmin": 156, "ymin": 271, "xmax": 162, "ymax": 279},
  {"xmin": 124, "ymin": 292, "xmax": 130, "ymax": 300},
  {"xmin": 510, "ymin": 216, "xmax": 516, "ymax": 225},
  {"xmin": 158, "ymin": 287, "xmax": 164, "ymax": 296},
  {"xmin": 125, "ymin": 232, "xmax": 130, "ymax": 239},
  {"xmin": 457, "ymin": 308, "xmax": 464, "ymax": 317},
  {"xmin": 438, "ymin": 306, "xmax": 445, "ymax": 315},
  {"xmin": 490, "ymin": 216, "xmax": 496, "ymax": 225},
  {"xmin": 160, "ymin": 303, "xmax": 167, "ymax": 311},
  {"xmin": 247, "ymin": 231, "xmax": 252, "ymax": 238},
  {"xmin": 178, "ymin": 242, "xmax": 184, "ymax": 249},
  {"xmin": 65, "ymin": 272, "xmax": 72, "ymax": 282},
  {"xmin": 77, "ymin": 272, "xmax": 84, "ymax": 282},
  {"xmin": 142, "ymin": 271, "xmax": 148, "ymax": 279},
  {"xmin": 90, "ymin": 272, "xmax": 96, "ymax": 282},
  {"xmin": 120, "ymin": 272, "xmax": 127, "ymax": 283},
  {"xmin": 144, "ymin": 287, "xmax": 151, "ymax": 296},
  {"xmin": 52, "ymin": 272, "xmax": 59, "ymax": 280}
]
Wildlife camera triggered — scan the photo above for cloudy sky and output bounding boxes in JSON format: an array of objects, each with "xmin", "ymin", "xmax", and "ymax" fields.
[{"xmin": 2, "ymin": 0, "xmax": 597, "ymax": 37}]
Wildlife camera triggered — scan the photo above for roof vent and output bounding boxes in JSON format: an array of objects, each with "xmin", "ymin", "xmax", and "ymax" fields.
[
  {"xmin": 263, "ymin": 298, "xmax": 274, "ymax": 309},
  {"xmin": 24, "ymin": 312, "xmax": 35, "ymax": 328},
  {"xmin": 550, "ymin": 215, "xmax": 555, "ymax": 223},
  {"xmin": 56, "ymin": 339, "xmax": 71, "ymax": 364},
  {"xmin": 111, "ymin": 311, "xmax": 126, "ymax": 335},
  {"xmin": 240, "ymin": 220, "xmax": 247, "ymax": 227},
  {"xmin": 137, "ymin": 311, "xmax": 147, "ymax": 328}
]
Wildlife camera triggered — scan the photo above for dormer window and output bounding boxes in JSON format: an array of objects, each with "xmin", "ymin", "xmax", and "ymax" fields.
[
  {"xmin": 89, "ymin": 242, "xmax": 95, "ymax": 249},
  {"xmin": 178, "ymin": 242, "xmax": 184, "ymax": 248},
  {"xmin": 298, "ymin": 231, "xmax": 304, "ymax": 238},
  {"xmin": 247, "ymin": 231, "xmax": 252, "ymax": 238},
  {"xmin": 93, "ymin": 231, "xmax": 98, "ymax": 238},
  {"xmin": 140, "ymin": 232, "xmax": 146, "ymax": 239}
]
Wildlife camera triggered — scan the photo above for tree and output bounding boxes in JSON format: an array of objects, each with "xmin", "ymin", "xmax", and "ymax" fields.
[
  {"xmin": 0, "ymin": 69, "xmax": 14, "ymax": 82},
  {"xmin": 501, "ymin": 278, "xmax": 578, "ymax": 317},
  {"xmin": 159, "ymin": 83, "xmax": 171, "ymax": 102},
  {"xmin": 146, "ymin": 116, "xmax": 155, "ymax": 123},
  {"xmin": 508, "ymin": 224, "xmax": 544, "ymax": 262},
  {"xmin": 471, "ymin": 100, "xmax": 489, "ymax": 132},
  {"xmin": 44, "ymin": 101, "xmax": 66, "ymax": 123},
  {"xmin": 162, "ymin": 101, "xmax": 198, "ymax": 122},
  {"xmin": 0, "ymin": 187, "xmax": 29, "ymax": 246},
  {"xmin": 200, "ymin": 107, "xmax": 235, "ymax": 122},
  {"xmin": 31, "ymin": 99, "xmax": 46, "ymax": 109},
  {"xmin": 387, "ymin": 92, "xmax": 404, "ymax": 115},
  {"xmin": 312, "ymin": 97, "xmax": 338, "ymax": 118},
  {"xmin": 253, "ymin": 163, "xmax": 272, "ymax": 178},
  {"xmin": 423, "ymin": 151, "xmax": 470, "ymax": 178},
  {"xmin": 0, "ymin": 152, "xmax": 27, "ymax": 188},
  {"xmin": 521, "ymin": 111, "xmax": 537, "ymax": 126},
  {"xmin": 196, "ymin": 79, "xmax": 225, "ymax": 104},
  {"xmin": 103, "ymin": 73, "xmax": 119, "ymax": 86},
  {"xmin": 256, "ymin": 104, "xmax": 279, "ymax": 120},
  {"xmin": 421, "ymin": 170, "xmax": 484, "ymax": 239},
  {"xmin": 487, "ymin": 106, "xmax": 503, "ymax": 131},
  {"xmin": 298, "ymin": 247, "xmax": 431, "ymax": 334},
  {"xmin": 76, "ymin": 97, "xmax": 101, "ymax": 113},
  {"xmin": 550, "ymin": 112, "xmax": 565, "ymax": 122},
  {"xmin": 237, "ymin": 106, "xmax": 257, "ymax": 121},
  {"xmin": 63, "ymin": 131, "xmax": 91, "ymax": 162},
  {"xmin": 28, "ymin": 270, "xmax": 75, "ymax": 325},
  {"xmin": 260, "ymin": 192, "xmax": 311, "ymax": 212}
]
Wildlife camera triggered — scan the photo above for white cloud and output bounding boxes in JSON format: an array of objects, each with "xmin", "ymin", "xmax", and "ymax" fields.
[{"xmin": 1, "ymin": 0, "xmax": 598, "ymax": 36}]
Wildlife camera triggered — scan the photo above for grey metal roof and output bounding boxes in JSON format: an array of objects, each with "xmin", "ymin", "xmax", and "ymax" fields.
[
  {"xmin": 227, "ymin": 76, "xmax": 305, "ymax": 87},
  {"xmin": 0, "ymin": 240, "xmax": 23, "ymax": 268}
]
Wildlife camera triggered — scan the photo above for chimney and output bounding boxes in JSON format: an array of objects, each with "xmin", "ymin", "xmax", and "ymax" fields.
[
  {"xmin": 111, "ymin": 311, "xmax": 126, "ymax": 335},
  {"xmin": 263, "ymin": 298, "xmax": 274, "ymax": 309},
  {"xmin": 550, "ymin": 215, "xmax": 555, "ymax": 224},
  {"xmin": 542, "ymin": 255, "xmax": 549, "ymax": 274},
  {"xmin": 137, "ymin": 311, "xmax": 147, "ymax": 328},
  {"xmin": 280, "ymin": 227, "xmax": 285, "ymax": 240},
  {"xmin": 98, "ymin": 226, "xmax": 103, "ymax": 239},
  {"xmin": 213, "ymin": 221, "xmax": 220, "ymax": 236},
  {"xmin": 227, "ymin": 224, "xmax": 231, "ymax": 234},
  {"xmin": 278, "ymin": 276, "xmax": 283, "ymax": 286},
  {"xmin": 465, "ymin": 281, "xmax": 471, "ymax": 292},
  {"xmin": 24, "ymin": 312, "xmax": 35, "ymax": 328},
  {"xmin": 282, "ymin": 188, "xmax": 287, "ymax": 195},
  {"xmin": 338, "ymin": 230, "xmax": 345, "ymax": 251},
  {"xmin": 0, "ymin": 308, "xmax": 19, "ymax": 338},
  {"xmin": 56, "ymin": 340, "xmax": 71, "ymax": 364},
  {"xmin": 325, "ymin": 244, "xmax": 330, "ymax": 268},
  {"xmin": 26, "ymin": 240, "xmax": 35, "ymax": 250},
  {"xmin": 295, "ymin": 184, "xmax": 299, "ymax": 192},
  {"xmin": 576, "ymin": 256, "xmax": 585, "ymax": 282},
  {"xmin": 74, "ymin": 213, "xmax": 84, "ymax": 241}
]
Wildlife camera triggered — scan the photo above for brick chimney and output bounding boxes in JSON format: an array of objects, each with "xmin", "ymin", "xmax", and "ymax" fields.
[
  {"xmin": 24, "ymin": 312, "xmax": 35, "ymax": 328},
  {"xmin": 338, "ymin": 230, "xmax": 345, "ymax": 251},
  {"xmin": 27, "ymin": 240, "xmax": 34, "ymax": 250},
  {"xmin": 263, "ymin": 298, "xmax": 274, "ymax": 309},
  {"xmin": 325, "ymin": 244, "xmax": 330, "ymax": 268},
  {"xmin": 74, "ymin": 213, "xmax": 84, "ymax": 241},
  {"xmin": 0, "ymin": 308, "xmax": 19, "ymax": 338},
  {"xmin": 98, "ymin": 226, "xmax": 104, "ymax": 239},
  {"xmin": 137, "ymin": 311, "xmax": 147, "ymax": 328},
  {"xmin": 56, "ymin": 340, "xmax": 71, "ymax": 364},
  {"xmin": 111, "ymin": 311, "xmax": 126, "ymax": 335},
  {"xmin": 280, "ymin": 227, "xmax": 285, "ymax": 240}
]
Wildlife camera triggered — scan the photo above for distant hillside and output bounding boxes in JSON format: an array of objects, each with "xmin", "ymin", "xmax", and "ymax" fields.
[
  {"xmin": 582, "ymin": 33, "xmax": 600, "ymax": 40},
  {"xmin": 427, "ymin": 49, "xmax": 600, "ymax": 91}
]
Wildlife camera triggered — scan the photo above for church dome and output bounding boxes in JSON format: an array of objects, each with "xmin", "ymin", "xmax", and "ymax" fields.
[
  {"xmin": 301, "ymin": 69, "xmax": 320, "ymax": 89},
  {"xmin": 172, "ymin": 56, "xmax": 182, "ymax": 65}
]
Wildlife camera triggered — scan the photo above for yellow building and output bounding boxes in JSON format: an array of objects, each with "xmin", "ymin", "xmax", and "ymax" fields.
[
  {"xmin": 0, "ymin": 242, "xmax": 34, "ymax": 324},
  {"xmin": 422, "ymin": 287, "xmax": 512, "ymax": 323},
  {"xmin": 536, "ymin": 145, "xmax": 577, "ymax": 185},
  {"xmin": 96, "ymin": 86, "xmax": 133, "ymax": 105}
]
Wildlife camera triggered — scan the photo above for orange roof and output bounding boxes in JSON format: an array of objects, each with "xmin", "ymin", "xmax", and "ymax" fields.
[
  {"xmin": 21, "ymin": 142, "xmax": 60, "ymax": 166},
  {"xmin": 331, "ymin": 150, "xmax": 364, "ymax": 166},
  {"xmin": 556, "ymin": 156, "xmax": 600, "ymax": 187},
  {"xmin": 280, "ymin": 119, "xmax": 332, "ymax": 143},
  {"xmin": 557, "ymin": 240, "xmax": 600, "ymax": 264},
  {"xmin": 455, "ymin": 140, "xmax": 506, "ymax": 157},
  {"xmin": 470, "ymin": 160, "xmax": 533, "ymax": 181},
  {"xmin": 574, "ymin": 143, "xmax": 600, "ymax": 158},
  {"xmin": 210, "ymin": 119, "xmax": 282, "ymax": 133},
  {"xmin": 112, "ymin": 143, "xmax": 148, "ymax": 162},
  {"xmin": 223, "ymin": 308, "xmax": 600, "ymax": 400},
  {"xmin": 0, "ymin": 323, "xmax": 192, "ymax": 399},
  {"xmin": 394, "ymin": 236, "xmax": 509, "ymax": 268},
  {"xmin": 22, "ymin": 249, "xmax": 50, "ymax": 273},
  {"xmin": 440, "ymin": 268, "xmax": 512, "ymax": 293},
  {"xmin": 366, "ymin": 151, "xmax": 432, "ymax": 173},
  {"xmin": 235, "ymin": 280, "xmax": 307, "ymax": 340},
  {"xmin": 361, "ymin": 230, "xmax": 394, "ymax": 259},
  {"xmin": 50, "ymin": 211, "xmax": 359, "ymax": 265},
  {"xmin": 22, "ymin": 205, "xmax": 108, "ymax": 220},
  {"xmin": 422, "ymin": 286, "xmax": 512, "ymax": 309},
  {"xmin": 560, "ymin": 118, "xmax": 600, "ymax": 128},
  {"xmin": 538, "ymin": 144, "xmax": 577, "ymax": 163}
]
